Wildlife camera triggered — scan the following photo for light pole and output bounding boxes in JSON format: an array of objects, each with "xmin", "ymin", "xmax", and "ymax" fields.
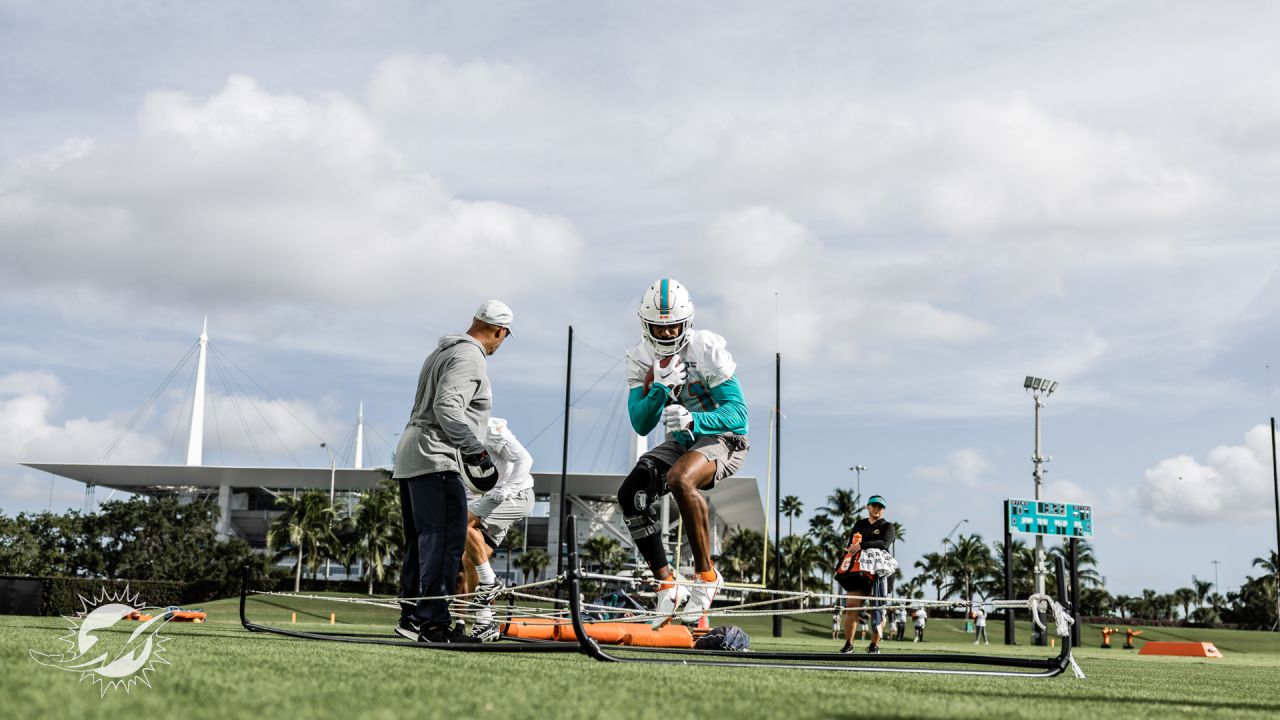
[
  {"xmin": 320, "ymin": 442, "xmax": 336, "ymax": 580},
  {"xmin": 943, "ymin": 519, "xmax": 969, "ymax": 570},
  {"xmin": 1024, "ymin": 376, "xmax": 1058, "ymax": 645},
  {"xmin": 1211, "ymin": 560, "xmax": 1220, "ymax": 594},
  {"xmin": 850, "ymin": 465, "xmax": 867, "ymax": 502}
]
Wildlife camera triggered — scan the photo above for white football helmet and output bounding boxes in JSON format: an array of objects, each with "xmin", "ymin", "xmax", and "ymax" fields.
[{"xmin": 638, "ymin": 278, "xmax": 694, "ymax": 356}]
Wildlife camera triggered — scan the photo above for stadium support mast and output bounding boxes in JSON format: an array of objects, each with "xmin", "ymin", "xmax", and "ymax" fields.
[
  {"xmin": 355, "ymin": 402, "xmax": 365, "ymax": 469},
  {"xmin": 187, "ymin": 318, "xmax": 208, "ymax": 466}
]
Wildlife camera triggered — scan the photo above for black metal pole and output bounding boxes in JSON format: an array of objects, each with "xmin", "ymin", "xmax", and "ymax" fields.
[
  {"xmin": 1004, "ymin": 500, "xmax": 1015, "ymax": 645},
  {"xmin": 772, "ymin": 352, "xmax": 783, "ymax": 638},
  {"xmin": 1069, "ymin": 537, "xmax": 1081, "ymax": 647},
  {"xmin": 555, "ymin": 325, "xmax": 573, "ymax": 586},
  {"xmin": 1271, "ymin": 416, "xmax": 1278, "ymax": 631}
]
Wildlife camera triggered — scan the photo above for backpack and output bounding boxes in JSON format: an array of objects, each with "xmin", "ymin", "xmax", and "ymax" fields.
[{"xmin": 694, "ymin": 625, "xmax": 750, "ymax": 651}]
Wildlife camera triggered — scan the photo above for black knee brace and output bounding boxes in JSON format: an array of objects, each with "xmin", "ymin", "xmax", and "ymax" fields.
[{"xmin": 617, "ymin": 456, "xmax": 671, "ymax": 571}]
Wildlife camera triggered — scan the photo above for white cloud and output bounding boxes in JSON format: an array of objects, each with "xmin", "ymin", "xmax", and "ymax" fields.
[
  {"xmin": 0, "ymin": 74, "xmax": 585, "ymax": 340},
  {"xmin": 1042, "ymin": 478, "xmax": 1091, "ymax": 505},
  {"xmin": 0, "ymin": 370, "xmax": 162, "ymax": 467},
  {"xmin": 1139, "ymin": 424, "xmax": 1278, "ymax": 524},
  {"xmin": 914, "ymin": 448, "xmax": 993, "ymax": 488},
  {"xmin": 1214, "ymin": 72, "xmax": 1280, "ymax": 156}
]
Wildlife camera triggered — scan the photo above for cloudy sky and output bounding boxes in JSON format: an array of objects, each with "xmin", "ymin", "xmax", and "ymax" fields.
[{"xmin": 3, "ymin": 1, "xmax": 1279, "ymax": 597}]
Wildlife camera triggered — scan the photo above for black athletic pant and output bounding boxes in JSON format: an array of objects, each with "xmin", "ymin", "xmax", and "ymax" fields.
[{"xmin": 397, "ymin": 471, "xmax": 468, "ymax": 627}]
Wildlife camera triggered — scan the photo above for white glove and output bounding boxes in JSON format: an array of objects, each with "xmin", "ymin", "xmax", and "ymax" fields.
[
  {"xmin": 663, "ymin": 404, "xmax": 693, "ymax": 434},
  {"xmin": 652, "ymin": 355, "xmax": 686, "ymax": 391}
]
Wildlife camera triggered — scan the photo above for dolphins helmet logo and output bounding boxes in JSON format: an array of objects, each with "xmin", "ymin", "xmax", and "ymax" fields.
[{"xmin": 29, "ymin": 586, "xmax": 172, "ymax": 697}]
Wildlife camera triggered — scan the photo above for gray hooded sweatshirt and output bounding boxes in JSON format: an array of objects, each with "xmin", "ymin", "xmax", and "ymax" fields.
[{"xmin": 392, "ymin": 333, "xmax": 491, "ymax": 478}]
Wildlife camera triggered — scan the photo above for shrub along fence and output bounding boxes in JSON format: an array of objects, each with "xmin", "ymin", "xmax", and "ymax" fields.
[{"xmin": 0, "ymin": 575, "xmax": 399, "ymax": 616}]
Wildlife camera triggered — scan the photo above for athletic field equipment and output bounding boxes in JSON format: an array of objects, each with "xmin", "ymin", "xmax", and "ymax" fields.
[
  {"xmin": 457, "ymin": 449, "xmax": 499, "ymax": 494},
  {"xmin": 239, "ymin": 516, "xmax": 1083, "ymax": 677},
  {"xmin": 1007, "ymin": 498, "xmax": 1093, "ymax": 539},
  {"xmin": 1124, "ymin": 628, "xmax": 1143, "ymax": 649},
  {"xmin": 1138, "ymin": 641, "xmax": 1224, "ymax": 658}
]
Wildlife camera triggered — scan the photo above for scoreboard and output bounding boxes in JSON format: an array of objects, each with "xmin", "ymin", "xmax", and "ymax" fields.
[{"xmin": 1006, "ymin": 498, "xmax": 1093, "ymax": 538}]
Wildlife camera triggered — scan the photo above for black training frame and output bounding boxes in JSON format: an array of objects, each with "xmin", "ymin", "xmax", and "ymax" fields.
[
  {"xmin": 238, "ymin": 569, "xmax": 577, "ymax": 653},
  {"xmin": 238, "ymin": 516, "xmax": 1074, "ymax": 674},
  {"xmin": 563, "ymin": 516, "xmax": 1075, "ymax": 677}
]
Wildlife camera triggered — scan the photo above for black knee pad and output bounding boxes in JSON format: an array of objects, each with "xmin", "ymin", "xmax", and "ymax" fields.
[
  {"xmin": 617, "ymin": 456, "xmax": 669, "ymax": 516},
  {"xmin": 618, "ymin": 457, "xmax": 671, "ymax": 570}
]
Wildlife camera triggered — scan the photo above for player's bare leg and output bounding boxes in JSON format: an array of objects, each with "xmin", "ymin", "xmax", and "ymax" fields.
[
  {"xmin": 666, "ymin": 450, "xmax": 723, "ymax": 621},
  {"xmin": 665, "ymin": 451, "xmax": 717, "ymax": 572},
  {"xmin": 462, "ymin": 516, "xmax": 488, "ymax": 595}
]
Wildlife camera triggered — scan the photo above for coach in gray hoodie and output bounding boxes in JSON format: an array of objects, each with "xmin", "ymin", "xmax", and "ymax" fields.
[{"xmin": 393, "ymin": 299, "xmax": 512, "ymax": 642}]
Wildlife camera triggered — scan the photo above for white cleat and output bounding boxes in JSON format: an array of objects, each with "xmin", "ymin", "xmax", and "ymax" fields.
[
  {"xmin": 680, "ymin": 570, "xmax": 724, "ymax": 623},
  {"xmin": 651, "ymin": 581, "xmax": 690, "ymax": 629}
]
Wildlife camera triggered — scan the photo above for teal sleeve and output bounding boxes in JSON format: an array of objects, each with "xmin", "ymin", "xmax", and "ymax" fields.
[
  {"xmin": 628, "ymin": 384, "xmax": 668, "ymax": 435},
  {"xmin": 690, "ymin": 377, "xmax": 749, "ymax": 437}
]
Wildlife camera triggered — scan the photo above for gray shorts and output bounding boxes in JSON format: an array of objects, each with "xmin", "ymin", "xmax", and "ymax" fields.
[
  {"xmin": 643, "ymin": 433, "xmax": 750, "ymax": 488},
  {"xmin": 467, "ymin": 488, "xmax": 534, "ymax": 546}
]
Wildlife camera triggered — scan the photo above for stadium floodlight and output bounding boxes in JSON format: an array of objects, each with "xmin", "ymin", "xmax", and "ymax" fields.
[
  {"xmin": 850, "ymin": 465, "xmax": 867, "ymax": 501},
  {"xmin": 1022, "ymin": 375, "xmax": 1059, "ymax": 645},
  {"xmin": 320, "ymin": 442, "xmax": 337, "ymax": 580}
]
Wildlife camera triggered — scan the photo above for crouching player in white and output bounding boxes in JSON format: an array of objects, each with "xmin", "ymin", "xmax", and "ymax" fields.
[
  {"xmin": 461, "ymin": 417, "xmax": 535, "ymax": 641},
  {"xmin": 617, "ymin": 278, "xmax": 749, "ymax": 627}
]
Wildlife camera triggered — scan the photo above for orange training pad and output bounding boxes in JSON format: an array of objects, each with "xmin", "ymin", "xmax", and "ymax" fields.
[
  {"xmin": 620, "ymin": 624, "xmax": 694, "ymax": 648},
  {"xmin": 502, "ymin": 618, "xmax": 694, "ymax": 648},
  {"xmin": 555, "ymin": 622, "xmax": 630, "ymax": 644},
  {"xmin": 502, "ymin": 618, "xmax": 559, "ymax": 641},
  {"xmin": 1138, "ymin": 641, "xmax": 1223, "ymax": 658}
]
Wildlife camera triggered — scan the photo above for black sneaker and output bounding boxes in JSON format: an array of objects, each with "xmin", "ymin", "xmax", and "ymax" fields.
[
  {"xmin": 420, "ymin": 623, "xmax": 450, "ymax": 643},
  {"xmin": 866, "ymin": 644, "xmax": 881, "ymax": 654},
  {"xmin": 839, "ymin": 642, "xmax": 854, "ymax": 654},
  {"xmin": 395, "ymin": 618, "xmax": 421, "ymax": 641},
  {"xmin": 467, "ymin": 622, "xmax": 501, "ymax": 643},
  {"xmin": 475, "ymin": 579, "xmax": 506, "ymax": 604}
]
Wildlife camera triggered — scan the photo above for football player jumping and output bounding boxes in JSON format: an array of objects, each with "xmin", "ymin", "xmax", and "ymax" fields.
[{"xmin": 617, "ymin": 278, "xmax": 750, "ymax": 626}]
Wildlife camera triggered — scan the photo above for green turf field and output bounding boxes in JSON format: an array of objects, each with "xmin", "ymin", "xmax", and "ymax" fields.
[{"xmin": 7, "ymin": 593, "xmax": 1280, "ymax": 720}]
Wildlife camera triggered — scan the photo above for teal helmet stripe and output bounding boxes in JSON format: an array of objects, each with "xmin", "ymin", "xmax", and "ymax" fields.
[{"xmin": 659, "ymin": 278, "xmax": 670, "ymax": 313}]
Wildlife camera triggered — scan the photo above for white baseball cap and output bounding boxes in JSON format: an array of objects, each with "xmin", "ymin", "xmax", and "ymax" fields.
[{"xmin": 475, "ymin": 299, "xmax": 514, "ymax": 332}]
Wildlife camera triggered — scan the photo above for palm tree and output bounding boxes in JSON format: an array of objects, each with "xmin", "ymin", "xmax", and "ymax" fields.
[
  {"xmin": 946, "ymin": 534, "xmax": 995, "ymax": 603},
  {"xmin": 719, "ymin": 526, "xmax": 765, "ymax": 583},
  {"xmin": 268, "ymin": 490, "xmax": 337, "ymax": 592},
  {"xmin": 1173, "ymin": 587, "xmax": 1197, "ymax": 622},
  {"xmin": 779, "ymin": 534, "xmax": 823, "ymax": 594},
  {"xmin": 1048, "ymin": 540, "xmax": 1102, "ymax": 587},
  {"xmin": 818, "ymin": 488, "xmax": 861, "ymax": 534},
  {"xmin": 914, "ymin": 552, "xmax": 951, "ymax": 601},
  {"xmin": 1254, "ymin": 550, "xmax": 1280, "ymax": 576},
  {"xmin": 353, "ymin": 485, "xmax": 402, "ymax": 595},
  {"xmin": 781, "ymin": 495, "xmax": 803, "ymax": 536},
  {"xmin": 1112, "ymin": 595, "xmax": 1132, "ymax": 620},
  {"xmin": 515, "ymin": 548, "xmax": 551, "ymax": 584},
  {"xmin": 1192, "ymin": 577, "xmax": 1214, "ymax": 609},
  {"xmin": 806, "ymin": 514, "xmax": 842, "ymax": 591},
  {"xmin": 583, "ymin": 536, "xmax": 625, "ymax": 574}
]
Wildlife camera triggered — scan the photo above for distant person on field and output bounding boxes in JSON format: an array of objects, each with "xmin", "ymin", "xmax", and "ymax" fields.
[
  {"xmin": 973, "ymin": 605, "xmax": 989, "ymax": 645},
  {"xmin": 895, "ymin": 607, "xmax": 908, "ymax": 641},
  {"xmin": 913, "ymin": 606, "xmax": 927, "ymax": 642}
]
